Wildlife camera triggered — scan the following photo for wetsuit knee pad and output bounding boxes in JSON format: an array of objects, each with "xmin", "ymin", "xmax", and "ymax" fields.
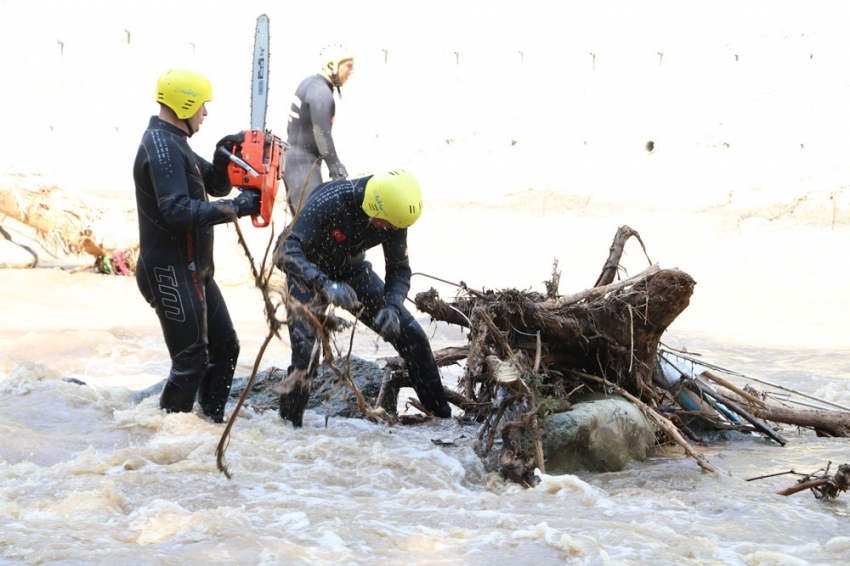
[
  {"xmin": 395, "ymin": 317, "xmax": 432, "ymax": 360},
  {"xmin": 161, "ymin": 342, "xmax": 208, "ymax": 414},
  {"xmin": 208, "ymin": 333, "xmax": 240, "ymax": 363},
  {"xmin": 288, "ymin": 324, "xmax": 318, "ymax": 369}
]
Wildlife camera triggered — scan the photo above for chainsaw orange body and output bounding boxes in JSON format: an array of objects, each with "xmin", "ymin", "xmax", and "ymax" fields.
[{"xmin": 227, "ymin": 129, "xmax": 284, "ymax": 227}]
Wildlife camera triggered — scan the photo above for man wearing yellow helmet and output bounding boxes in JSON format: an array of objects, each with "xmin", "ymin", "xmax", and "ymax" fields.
[
  {"xmin": 273, "ymin": 169, "xmax": 451, "ymax": 427},
  {"xmin": 283, "ymin": 44, "xmax": 355, "ymax": 213},
  {"xmin": 133, "ymin": 68, "xmax": 262, "ymax": 423}
]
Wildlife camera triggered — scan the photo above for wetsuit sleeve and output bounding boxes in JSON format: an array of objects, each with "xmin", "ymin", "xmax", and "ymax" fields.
[
  {"xmin": 276, "ymin": 202, "xmax": 334, "ymax": 289},
  {"xmin": 198, "ymin": 153, "xmax": 232, "ymax": 198},
  {"xmin": 381, "ymin": 230, "xmax": 412, "ymax": 309},
  {"xmin": 308, "ymin": 83, "xmax": 347, "ymax": 179},
  {"xmin": 146, "ymin": 136, "xmax": 235, "ymax": 230}
]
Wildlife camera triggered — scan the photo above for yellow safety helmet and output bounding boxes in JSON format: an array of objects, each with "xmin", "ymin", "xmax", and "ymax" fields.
[
  {"xmin": 155, "ymin": 68, "xmax": 213, "ymax": 120},
  {"xmin": 362, "ymin": 169, "xmax": 423, "ymax": 229},
  {"xmin": 319, "ymin": 43, "xmax": 355, "ymax": 77}
]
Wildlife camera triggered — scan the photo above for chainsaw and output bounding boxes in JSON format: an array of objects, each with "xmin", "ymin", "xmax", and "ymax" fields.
[{"xmin": 221, "ymin": 14, "xmax": 287, "ymax": 228}]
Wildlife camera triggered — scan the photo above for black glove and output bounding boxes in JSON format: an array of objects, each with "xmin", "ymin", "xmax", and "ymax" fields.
[
  {"xmin": 320, "ymin": 279, "xmax": 359, "ymax": 310},
  {"xmin": 233, "ymin": 189, "xmax": 262, "ymax": 218},
  {"xmin": 213, "ymin": 131, "xmax": 245, "ymax": 173},
  {"xmin": 374, "ymin": 304, "xmax": 401, "ymax": 341},
  {"xmin": 330, "ymin": 163, "xmax": 348, "ymax": 180}
]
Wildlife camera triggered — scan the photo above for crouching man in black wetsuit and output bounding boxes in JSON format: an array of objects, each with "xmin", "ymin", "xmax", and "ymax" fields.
[
  {"xmin": 133, "ymin": 68, "xmax": 262, "ymax": 422},
  {"xmin": 274, "ymin": 169, "xmax": 452, "ymax": 427},
  {"xmin": 283, "ymin": 44, "xmax": 354, "ymax": 213}
]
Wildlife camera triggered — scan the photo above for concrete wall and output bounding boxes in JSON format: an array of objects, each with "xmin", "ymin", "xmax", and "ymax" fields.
[{"xmin": 2, "ymin": 0, "xmax": 849, "ymax": 221}]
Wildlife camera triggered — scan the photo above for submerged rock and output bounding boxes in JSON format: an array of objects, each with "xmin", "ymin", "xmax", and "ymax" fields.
[
  {"xmin": 129, "ymin": 380, "xmax": 165, "ymax": 405},
  {"xmin": 541, "ymin": 394, "xmax": 656, "ymax": 473},
  {"xmin": 229, "ymin": 356, "xmax": 385, "ymax": 418},
  {"xmin": 129, "ymin": 356, "xmax": 385, "ymax": 419}
]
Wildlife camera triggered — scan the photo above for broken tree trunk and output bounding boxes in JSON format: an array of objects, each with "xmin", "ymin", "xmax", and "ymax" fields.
[
  {"xmin": 719, "ymin": 396, "xmax": 850, "ymax": 438},
  {"xmin": 413, "ymin": 226, "xmax": 702, "ymax": 484},
  {"xmin": 0, "ymin": 180, "xmax": 138, "ymax": 273},
  {"xmin": 416, "ymin": 264, "xmax": 695, "ymax": 401}
]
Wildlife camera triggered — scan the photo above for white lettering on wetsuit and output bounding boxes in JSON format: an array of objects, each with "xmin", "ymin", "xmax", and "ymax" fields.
[{"xmin": 154, "ymin": 265, "xmax": 186, "ymax": 322}]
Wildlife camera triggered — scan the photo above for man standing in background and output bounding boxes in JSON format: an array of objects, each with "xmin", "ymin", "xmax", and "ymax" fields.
[
  {"xmin": 133, "ymin": 68, "xmax": 261, "ymax": 422},
  {"xmin": 283, "ymin": 44, "xmax": 355, "ymax": 213}
]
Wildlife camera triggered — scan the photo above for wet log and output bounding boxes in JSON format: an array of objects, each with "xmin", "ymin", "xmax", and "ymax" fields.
[
  {"xmin": 1, "ymin": 182, "xmax": 103, "ymax": 256},
  {"xmin": 777, "ymin": 463, "xmax": 850, "ymax": 498},
  {"xmin": 412, "ymin": 227, "xmax": 699, "ymax": 484},
  {"xmin": 416, "ymin": 265, "xmax": 695, "ymax": 400},
  {"xmin": 413, "ymin": 228, "xmax": 698, "ymax": 483},
  {"xmin": 434, "ymin": 346, "xmax": 471, "ymax": 367},
  {"xmin": 715, "ymin": 393, "xmax": 850, "ymax": 437}
]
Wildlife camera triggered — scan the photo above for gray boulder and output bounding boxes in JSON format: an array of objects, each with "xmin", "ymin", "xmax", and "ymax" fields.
[
  {"xmin": 128, "ymin": 357, "xmax": 387, "ymax": 418},
  {"xmin": 229, "ymin": 356, "xmax": 385, "ymax": 418},
  {"xmin": 541, "ymin": 394, "xmax": 656, "ymax": 474}
]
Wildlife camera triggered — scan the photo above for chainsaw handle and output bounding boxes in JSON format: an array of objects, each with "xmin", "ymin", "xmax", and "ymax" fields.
[
  {"xmin": 219, "ymin": 146, "xmax": 259, "ymax": 178},
  {"xmin": 252, "ymin": 214, "xmax": 269, "ymax": 228}
]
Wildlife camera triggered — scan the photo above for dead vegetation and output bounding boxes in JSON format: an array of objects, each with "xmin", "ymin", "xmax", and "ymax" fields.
[
  {"xmin": 212, "ymin": 219, "xmax": 849, "ymax": 495},
  {"xmin": 0, "ymin": 181, "xmax": 138, "ymax": 273},
  {"xmin": 408, "ymin": 226, "xmax": 708, "ymax": 483},
  {"xmin": 749, "ymin": 462, "xmax": 850, "ymax": 500}
]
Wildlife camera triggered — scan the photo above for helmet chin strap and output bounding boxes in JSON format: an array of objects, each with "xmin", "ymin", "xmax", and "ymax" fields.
[
  {"xmin": 327, "ymin": 64, "xmax": 343, "ymax": 97},
  {"xmin": 183, "ymin": 119, "xmax": 195, "ymax": 137}
]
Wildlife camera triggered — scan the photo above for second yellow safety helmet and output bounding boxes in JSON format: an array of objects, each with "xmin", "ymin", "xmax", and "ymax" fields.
[{"xmin": 362, "ymin": 169, "xmax": 423, "ymax": 229}]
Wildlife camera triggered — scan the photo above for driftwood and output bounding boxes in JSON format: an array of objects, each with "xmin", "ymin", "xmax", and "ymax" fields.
[
  {"xmin": 776, "ymin": 463, "xmax": 850, "ymax": 499},
  {"xmin": 0, "ymin": 181, "xmax": 137, "ymax": 273},
  {"xmin": 732, "ymin": 401, "xmax": 850, "ymax": 438},
  {"xmin": 594, "ymin": 225, "xmax": 651, "ymax": 287},
  {"xmin": 701, "ymin": 370, "xmax": 768, "ymax": 410},
  {"xmin": 658, "ymin": 347, "xmax": 850, "ymax": 440},
  {"xmin": 416, "ymin": 264, "xmax": 693, "ymax": 399},
  {"xmin": 413, "ymin": 226, "xmax": 707, "ymax": 484},
  {"xmin": 212, "ymin": 218, "xmax": 847, "ymax": 488}
]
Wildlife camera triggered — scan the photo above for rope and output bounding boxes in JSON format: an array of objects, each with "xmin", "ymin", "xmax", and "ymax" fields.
[{"xmin": 410, "ymin": 272, "xmax": 486, "ymax": 297}]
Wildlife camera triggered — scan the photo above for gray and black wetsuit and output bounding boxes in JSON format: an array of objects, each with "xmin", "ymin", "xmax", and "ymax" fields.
[
  {"xmin": 133, "ymin": 116, "xmax": 244, "ymax": 422},
  {"xmin": 275, "ymin": 177, "xmax": 450, "ymax": 425},
  {"xmin": 283, "ymin": 74, "xmax": 348, "ymax": 213}
]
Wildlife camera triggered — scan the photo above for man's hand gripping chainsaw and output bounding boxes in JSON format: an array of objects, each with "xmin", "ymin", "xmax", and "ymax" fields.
[{"xmin": 220, "ymin": 131, "xmax": 286, "ymax": 227}]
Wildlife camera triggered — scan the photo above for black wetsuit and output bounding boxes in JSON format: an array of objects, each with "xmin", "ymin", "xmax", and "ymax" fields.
[
  {"xmin": 133, "ymin": 116, "xmax": 243, "ymax": 422},
  {"xmin": 275, "ymin": 177, "xmax": 450, "ymax": 424},
  {"xmin": 283, "ymin": 73, "xmax": 348, "ymax": 213}
]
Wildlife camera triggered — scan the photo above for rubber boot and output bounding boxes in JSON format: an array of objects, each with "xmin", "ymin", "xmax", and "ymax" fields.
[
  {"xmin": 412, "ymin": 379, "xmax": 452, "ymax": 418},
  {"xmin": 394, "ymin": 319, "xmax": 451, "ymax": 418},
  {"xmin": 160, "ymin": 342, "xmax": 207, "ymax": 414},
  {"xmin": 277, "ymin": 367, "xmax": 312, "ymax": 427},
  {"xmin": 198, "ymin": 334, "xmax": 239, "ymax": 423}
]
